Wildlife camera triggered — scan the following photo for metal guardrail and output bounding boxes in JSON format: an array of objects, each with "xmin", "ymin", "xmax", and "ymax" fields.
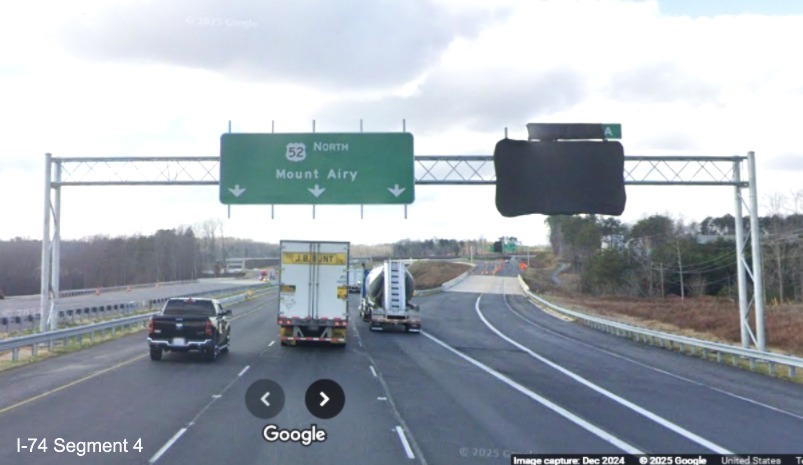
[
  {"xmin": 1, "ymin": 282, "xmax": 272, "ymax": 331},
  {"xmin": 59, "ymin": 279, "xmax": 198, "ymax": 298},
  {"xmin": 517, "ymin": 276, "xmax": 802, "ymax": 379},
  {"xmin": 142, "ymin": 282, "xmax": 271, "ymax": 309},
  {"xmin": 0, "ymin": 287, "xmax": 276, "ymax": 362},
  {"xmin": 414, "ymin": 263, "xmax": 476, "ymax": 297}
]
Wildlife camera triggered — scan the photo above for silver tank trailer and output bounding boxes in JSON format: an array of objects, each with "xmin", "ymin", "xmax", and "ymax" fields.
[{"xmin": 364, "ymin": 265, "xmax": 415, "ymax": 308}]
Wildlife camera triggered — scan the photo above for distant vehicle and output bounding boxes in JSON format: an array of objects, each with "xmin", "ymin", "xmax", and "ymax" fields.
[
  {"xmin": 359, "ymin": 260, "xmax": 421, "ymax": 333},
  {"xmin": 347, "ymin": 266, "xmax": 364, "ymax": 294},
  {"xmin": 277, "ymin": 240, "xmax": 349, "ymax": 347},
  {"xmin": 147, "ymin": 297, "xmax": 231, "ymax": 362}
]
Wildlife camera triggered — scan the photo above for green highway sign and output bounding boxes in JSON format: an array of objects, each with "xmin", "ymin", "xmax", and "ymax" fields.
[
  {"xmin": 220, "ymin": 133, "xmax": 415, "ymax": 205},
  {"xmin": 601, "ymin": 124, "xmax": 621, "ymax": 139}
]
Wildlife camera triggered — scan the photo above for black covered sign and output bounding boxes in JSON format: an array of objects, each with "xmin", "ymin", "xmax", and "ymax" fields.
[{"xmin": 494, "ymin": 139, "xmax": 626, "ymax": 217}]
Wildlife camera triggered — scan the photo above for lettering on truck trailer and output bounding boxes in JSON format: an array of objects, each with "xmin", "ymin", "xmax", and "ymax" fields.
[{"xmin": 282, "ymin": 253, "xmax": 347, "ymax": 265}]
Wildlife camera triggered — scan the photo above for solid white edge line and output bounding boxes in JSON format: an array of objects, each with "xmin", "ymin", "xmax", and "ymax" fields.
[
  {"xmin": 268, "ymin": 340, "xmax": 275, "ymax": 347},
  {"xmin": 149, "ymin": 427, "xmax": 187, "ymax": 464},
  {"xmin": 421, "ymin": 331, "xmax": 643, "ymax": 454},
  {"xmin": 238, "ymin": 365, "xmax": 250, "ymax": 377},
  {"xmin": 395, "ymin": 425, "xmax": 416, "ymax": 459},
  {"xmin": 369, "ymin": 365, "xmax": 378, "ymax": 378},
  {"xmin": 509, "ymin": 292, "xmax": 803, "ymax": 422},
  {"xmin": 478, "ymin": 294, "xmax": 733, "ymax": 455}
]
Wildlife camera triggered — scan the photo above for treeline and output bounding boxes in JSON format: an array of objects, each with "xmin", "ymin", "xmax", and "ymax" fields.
[
  {"xmin": 0, "ymin": 220, "xmax": 282, "ymax": 297},
  {"xmin": 0, "ymin": 231, "xmax": 475, "ymax": 296},
  {"xmin": 0, "ymin": 228, "xmax": 200, "ymax": 296},
  {"xmin": 193, "ymin": 219, "xmax": 278, "ymax": 269},
  {"xmin": 547, "ymin": 211, "xmax": 803, "ymax": 302}
]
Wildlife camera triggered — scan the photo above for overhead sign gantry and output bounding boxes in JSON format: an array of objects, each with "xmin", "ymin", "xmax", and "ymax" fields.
[{"xmin": 39, "ymin": 122, "xmax": 767, "ymax": 352}]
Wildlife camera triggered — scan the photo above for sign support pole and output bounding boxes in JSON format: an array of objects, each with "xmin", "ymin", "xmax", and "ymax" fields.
[
  {"xmin": 40, "ymin": 154, "xmax": 52, "ymax": 332},
  {"xmin": 733, "ymin": 160, "xmax": 750, "ymax": 348},
  {"xmin": 748, "ymin": 151, "xmax": 766, "ymax": 350},
  {"xmin": 50, "ymin": 159, "xmax": 62, "ymax": 331}
]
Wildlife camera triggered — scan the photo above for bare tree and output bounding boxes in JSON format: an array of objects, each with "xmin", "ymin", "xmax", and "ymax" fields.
[
  {"xmin": 194, "ymin": 219, "xmax": 221, "ymax": 275},
  {"xmin": 688, "ymin": 274, "xmax": 707, "ymax": 298},
  {"xmin": 764, "ymin": 192, "xmax": 788, "ymax": 302}
]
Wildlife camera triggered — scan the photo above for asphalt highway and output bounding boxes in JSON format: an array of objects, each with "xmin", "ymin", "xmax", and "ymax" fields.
[{"xmin": 0, "ymin": 263, "xmax": 800, "ymax": 464}]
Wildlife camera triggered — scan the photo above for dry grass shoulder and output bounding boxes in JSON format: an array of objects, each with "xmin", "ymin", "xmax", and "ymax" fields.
[
  {"xmin": 521, "ymin": 255, "xmax": 803, "ymax": 357},
  {"xmin": 408, "ymin": 260, "xmax": 473, "ymax": 290},
  {"xmin": 539, "ymin": 292, "xmax": 803, "ymax": 357}
]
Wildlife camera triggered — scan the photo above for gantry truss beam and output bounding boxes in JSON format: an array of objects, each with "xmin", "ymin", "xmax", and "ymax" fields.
[{"xmin": 55, "ymin": 155, "xmax": 746, "ymax": 186}]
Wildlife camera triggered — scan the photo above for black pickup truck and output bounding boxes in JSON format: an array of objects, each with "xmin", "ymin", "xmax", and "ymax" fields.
[{"xmin": 147, "ymin": 297, "xmax": 231, "ymax": 362}]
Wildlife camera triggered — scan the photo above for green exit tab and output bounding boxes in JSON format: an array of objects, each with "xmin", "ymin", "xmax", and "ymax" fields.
[{"xmin": 601, "ymin": 124, "xmax": 622, "ymax": 139}]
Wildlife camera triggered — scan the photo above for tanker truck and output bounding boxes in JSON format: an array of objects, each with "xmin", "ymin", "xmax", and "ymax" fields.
[{"xmin": 359, "ymin": 260, "xmax": 421, "ymax": 333}]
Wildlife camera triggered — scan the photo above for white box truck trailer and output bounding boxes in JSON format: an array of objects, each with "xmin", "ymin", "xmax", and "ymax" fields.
[
  {"xmin": 277, "ymin": 240, "xmax": 349, "ymax": 346},
  {"xmin": 347, "ymin": 266, "xmax": 364, "ymax": 294}
]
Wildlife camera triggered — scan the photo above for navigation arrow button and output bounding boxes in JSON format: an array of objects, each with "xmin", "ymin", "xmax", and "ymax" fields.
[
  {"xmin": 228, "ymin": 184, "xmax": 246, "ymax": 197},
  {"xmin": 305, "ymin": 379, "xmax": 345, "ymax": 419},
  {"xmin": 388, "ymin": 184, "xmax": 405, "ymax": 197},
  {"xmin": 245, "ymin": 379, "xmax": 284, "ymax": 419},
  {"xmin": 308, "ymin": 184, "xmax": 326, "ymax": 198}
]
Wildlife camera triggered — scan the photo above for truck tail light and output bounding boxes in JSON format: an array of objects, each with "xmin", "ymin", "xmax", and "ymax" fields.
[
  {"xmin": 148, "ymin": 318, "xmax": 154, "ymax": 333},
  {"xmin": 205, "ymin": 320, "xmax": 213, "ymax": 337}
]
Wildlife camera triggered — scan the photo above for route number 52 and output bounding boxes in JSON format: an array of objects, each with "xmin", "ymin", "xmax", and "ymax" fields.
[{"xmin": 286, "ymin": 143, "xmax": 307, "ymax": 162}]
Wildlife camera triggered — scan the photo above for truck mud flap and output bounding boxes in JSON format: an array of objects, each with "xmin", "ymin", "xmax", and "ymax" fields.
[
  {"xmin": 279, "ymin": 326, "xmax": 347, "ymax": 346},
  {"xmin": 369, "ymin": 320, "xmax": 421, "ymax": 333}
]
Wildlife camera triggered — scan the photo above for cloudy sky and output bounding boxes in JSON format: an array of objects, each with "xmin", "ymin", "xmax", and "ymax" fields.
[{"xmin": 2, "ymin": 0, "xmax": 802, "ymax": 247}]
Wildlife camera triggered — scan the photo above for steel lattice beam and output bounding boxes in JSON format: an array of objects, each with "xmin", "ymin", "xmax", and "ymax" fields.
[
  {"xmin": 57, "ymin": 157, "xmax": 220, "ymax": 186},
  {"xmin": 54, "ymin": 155, "xmax": 747, "ymax": 186}
]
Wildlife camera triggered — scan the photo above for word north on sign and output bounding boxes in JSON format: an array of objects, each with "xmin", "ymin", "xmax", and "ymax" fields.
[{"xmin": 219, "ymin": 133, "xmax": 415, "ymax": 205}]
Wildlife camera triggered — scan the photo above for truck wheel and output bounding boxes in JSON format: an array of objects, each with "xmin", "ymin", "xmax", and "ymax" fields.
[
  {"xmin": 149, "ymin": 348, "xmax": 162, "ymax": 361},
  {"xmin": 205, "ymin": 347, "xmax": 218, "ymax": 362}
]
